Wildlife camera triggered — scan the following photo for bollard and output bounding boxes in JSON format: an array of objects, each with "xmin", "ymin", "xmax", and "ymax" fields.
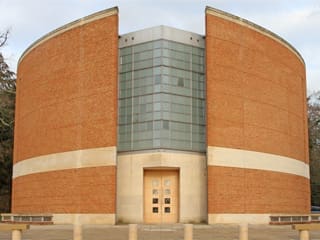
[
  {"xmin": 11, "ymin": 229, "xmax": 22, "ymax": 240},
  {"xmin": 184, "ymin": 224, "xmax": 193, "ymax": 240},
  {"xmin": 129, "ymin": 224, "xmax": 138, "ymax": 240},
  {"xmin": 239, "ymin": 223, "xmax": 248, "ymax": 240},
  {"xmin": 73, "ymin": 224, "xmax": 83, "ymax": 240},
  {"xmin": 299, "ymin": 230, "xmax": 309, "ymax": 240}
]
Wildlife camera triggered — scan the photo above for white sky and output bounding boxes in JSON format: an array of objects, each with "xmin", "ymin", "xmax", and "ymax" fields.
[{"xmin": 0, "ymin": 0, "xmax": 319, "ymax": 93}]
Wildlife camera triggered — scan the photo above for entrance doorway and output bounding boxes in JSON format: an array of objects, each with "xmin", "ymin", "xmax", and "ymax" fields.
[{"xmin": 144, "ymin": 169, "xmax": 179, "ymax": 223}]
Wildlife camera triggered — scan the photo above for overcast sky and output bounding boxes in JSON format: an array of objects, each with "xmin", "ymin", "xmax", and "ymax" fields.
[{"xmin": 0, "ymin": 0, "xmax": 319, "ymax": 93}]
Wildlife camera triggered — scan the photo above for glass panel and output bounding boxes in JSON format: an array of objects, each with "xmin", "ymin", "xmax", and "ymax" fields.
[
  {"xmin": 153, "ymin": 198, "xmax": 159, "ymax": 204},
  {"xmin": 153, "ymin": 40, "xmax": 162, "ymax": 49},
  {"xmin": 164, "ymin": 179, "xmax": 171, "ymax": 186},
  {"xmin": 164, "ymin": 207, "xmax": 170, "ymax": 213},
  {"xmin": 153, "ymin": 189, "xmax": 159, "ymax": 195},
  {"xmin": 165, "ymin": 198, "xmax": 171, "ymax": 204},
  {"xmin": 178, "ymin": 77, "xmax": 184, "ymax": 87},
  {"xmin": 163, "ymin": 120, "xmax": 169, "ymax": 130},
  {"xmin": 152, "ymin": 180, "xmax": 159, "ymax": 187},
  {"xmin": 155, "ymin": 75, "xmax": 161, "ymax": 84},
  {"xmin": 153, "ymin": 139, "xmax": 161, "ymax": 148},
  {"xmin": 153, "ymin": 207, "xmax": 159, "ymax": 213},
  {"xmin": 164, "ymin": 189, "xmax": 171, "ymax": 195},
  {"xmin": 134, "ymin": 42, "xmax": 153, "ymax": 52},
  {"xmin": 153, "ymin": 57, "xmax": 161, "ymax": 66},
  {"xmin": 118, "ymin": 39, "xmax": 205, "ymax": 152},
  {"xmin": 120, "ymin": 47, "xmax": 132, "ymax": 55},
  {"xmin": 154, "ymin": 121, "xmax": 161, "ymax": 130},
  {"xmin": 154, "ymin": 49, "xmax": 161, "ymax": 57}
]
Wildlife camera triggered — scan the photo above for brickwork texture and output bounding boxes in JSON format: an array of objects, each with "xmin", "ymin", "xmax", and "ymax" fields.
[
  {"xmin": 206, "ymin": 12, "xmax": 310, "ymax": 214},
  {"xmin": 12, "ymin": 9, "xmax": 118, "ymax": 214},
  {"xmin": 12, "ymin": 166, "xmax": 116, "ymax": 213},
  {"xmin": 14, "ymin": 12, "xmax": 118, "ymax": 163}
]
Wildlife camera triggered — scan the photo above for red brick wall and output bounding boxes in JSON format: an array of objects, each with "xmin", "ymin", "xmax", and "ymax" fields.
[
  {"xmin": 208, "ymin": 166, "xmax": 310, "ymax": 214},
  {"xmin": 206, "ymin": 13, "xmax": 308, "ymax": 162},
  {"xmin": 14, "ymin": 12, "xmax": 118, "ymax": 163},
  {"xmin": 206, "ymin": 11, "xmax": 310, "ymax": 214},
  {"xmin": 12, "ymin": 166, "xmax": 116, "ymax": 213},
  {"xmin": 12, "ymin": 9, "xmax": 118, "ymax": 214}
]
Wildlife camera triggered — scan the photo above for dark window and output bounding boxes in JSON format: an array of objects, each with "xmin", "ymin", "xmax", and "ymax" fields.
[
  {"xmin": 178, "ymin": 77, "xmax": 184, "ymax": 87},
  {"xmin": 163, "ymin": 120, "xmax": 169, "ymax": 129}
]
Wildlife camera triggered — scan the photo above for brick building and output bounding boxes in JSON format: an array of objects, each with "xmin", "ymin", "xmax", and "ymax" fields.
[{"xmin": 11, "ymin": 6, "xmax": 310, "ymax": 224}]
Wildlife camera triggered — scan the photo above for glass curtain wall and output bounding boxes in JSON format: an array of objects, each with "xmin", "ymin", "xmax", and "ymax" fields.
[{"xmin": 118, "ymin": 39, "xmax": 205, "ymax": 152}]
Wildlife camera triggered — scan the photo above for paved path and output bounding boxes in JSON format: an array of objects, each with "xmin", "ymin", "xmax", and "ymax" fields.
[{"xmin": 1, "ymin": 224, "xmax": 320, "ymax": 240}]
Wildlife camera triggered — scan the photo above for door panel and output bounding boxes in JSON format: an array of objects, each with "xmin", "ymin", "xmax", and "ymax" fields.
[{"xmin": 144, "ymin": 170, "xmax": 179, "ymax": 223}]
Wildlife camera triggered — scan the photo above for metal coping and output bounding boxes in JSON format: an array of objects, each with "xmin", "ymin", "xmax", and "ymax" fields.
[
  {"xmin": 18, "ymin": 6, "xmax": 304, "ymax": 67},
  {"xmin": 205, "ymin": 6, "xmax": 305, "ymax": 65},
  {"xmin": 18, "ymin": 6, "xmax": 118, "ymax": 65}
]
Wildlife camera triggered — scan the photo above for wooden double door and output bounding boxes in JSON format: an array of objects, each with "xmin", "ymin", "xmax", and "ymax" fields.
[{"xmin": 144, "ymin": 170, "xmax": 179, "ymax": 223}]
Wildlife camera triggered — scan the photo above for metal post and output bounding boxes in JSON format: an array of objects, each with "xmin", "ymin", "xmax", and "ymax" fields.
[
  {"xmin": 11, "ymin": 229, "xmax": 22, "ymax": 240},
  {"xmin": 129, "ymin": 224, "xmax": 137, "ymax": 240},
  {"xmin": 299, "ymin": 230, "xmax": 309, "ymax": 240},
  {"xmin": 239, "ymin": 223, "xmax": 248, "ymax": 240},
  {"xmin": 184, "ymin": 224, "xmax": 193, "ymax": 240}
]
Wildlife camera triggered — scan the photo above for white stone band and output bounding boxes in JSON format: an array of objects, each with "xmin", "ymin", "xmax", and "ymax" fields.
[
  {"xmin": 13, "ymin": 146, "xmax": 116, "ymax": 179},
  {"xmin": 207, "ymin": 146, "xmax": 309, "ymax": 179}
]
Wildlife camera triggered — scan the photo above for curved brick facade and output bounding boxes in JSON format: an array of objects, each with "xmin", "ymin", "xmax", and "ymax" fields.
[
  {"xmin": 208, "ymin": 166, "xmax": 309, "ymax": 214},
  {"xmin": 12, "ymin": 167, "xmax": 115, "ymax": 213},
  {"xmin": 15, "ymin": 9, "xmax": 118, "ymax": 162},
  {"xmin": 12, "ymin": 8, "xmax": 118, "ymax": 218},
  {"xmin": 206, "ymin": 7, "xmax": 310, "ymax": 218}
]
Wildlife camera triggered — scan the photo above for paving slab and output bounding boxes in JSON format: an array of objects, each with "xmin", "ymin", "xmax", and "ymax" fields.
[{"xmin": 0, "ymin": 224, "xmax": 320, "ymax": 240}]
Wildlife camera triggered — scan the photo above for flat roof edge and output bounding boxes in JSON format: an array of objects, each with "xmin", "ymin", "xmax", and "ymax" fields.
[
  {"xmin": 119, "ymin": 25, "xmax": 205, "ymax": 48},
  {"xmin": 205, "ymin": 6, "xmax": 305, "ymax": 66},
  {"xmin": 18, "ymin": 6, "xmax": 118, "ymax": 66}
]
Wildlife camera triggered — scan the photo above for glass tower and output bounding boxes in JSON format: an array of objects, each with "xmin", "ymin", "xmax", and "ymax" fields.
[{"xmin": 118, "ymin": 27, "xmax": 205, "ymax": 152}]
